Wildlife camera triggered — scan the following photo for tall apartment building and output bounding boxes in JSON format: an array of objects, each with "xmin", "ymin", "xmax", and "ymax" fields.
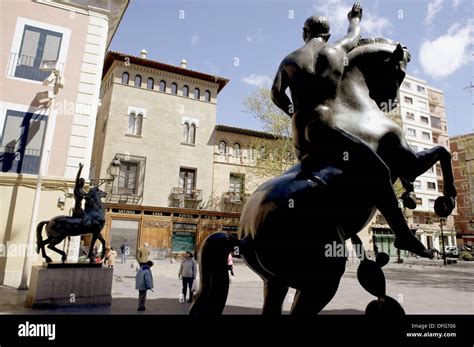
[
  {"xmin": 370, "ymin": 75, "xmax": 456, "ymax": 255},
  {"xmin": 450, "ymin": 133, "xmax": 474, "ymax": 247},
  {"xmin": 0, "ymin": 0, "xmax": 129, "ymax": 287}
]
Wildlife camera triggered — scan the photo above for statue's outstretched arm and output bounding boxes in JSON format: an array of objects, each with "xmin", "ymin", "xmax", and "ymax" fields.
[
  {"xmin": 76, "ymin": 163, "xmax": 84, "ymax": 186},
  {"xmin": 334, "ymin": 2, "xmax": 363, "ymax": 52},
  {"xmin": 271, "ymin": 64, "xmax": 293, "ymax": 117}
]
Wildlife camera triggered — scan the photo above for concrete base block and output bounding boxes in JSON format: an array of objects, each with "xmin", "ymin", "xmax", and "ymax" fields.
[{"xmin": 25, "ymin": 266, "xmax": 113, "ymax": 308}]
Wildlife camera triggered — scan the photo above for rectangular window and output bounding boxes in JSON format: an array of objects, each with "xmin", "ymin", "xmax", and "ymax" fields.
[
  {"xmin": 420, "ymin": 116, "xmax": 429, "ymax": 124},
  {"xmin": 404, "ymin": 96, "xmax": 413, "ymax": 104},
  {"xmin": 428, "ymin": 199, "xmax": 436, "ymax": 207},
  {"xmin": 111, "ymin": 154, "xmax": 146, "ymax": 200},
  {"xmin": 427, "ymin": 182, "xmax": 436, "ymax": 190},
  {"xmin": 229, "ymin": 174, "xmax": 245, "ymax": 202},
  {"xmin": 430, "ymin": 116, "xmax": 441, "ymax": 129},
  {"xmin": 179, "ymin": 168, "xmax": 196, "ymax": 198},
  {"xmin": 406, "ymin": 112, "xmax": 415, "ymax": 120},
  {"xmin": 14, "ymin": 25, "xmax": 62, "ymax": 81},
  {"xmin": 407, "ymin": 128, "xmax": 416, "ymax": 137},
  {"xmin": 414, "ymin": 180, "xmax": 421, "ymax": 189},
  {"xmin": 0, "ymin": 109, "xmax": 47, "ymax": 174},
  {"xmin": 417, "ymin": 85, "xmax": 426, "ymax": 94},
  {"xmin": 117, "ymin": 161, "xmax": 138, "ymax": 195},
  {"xmin": 422, "ymin": 131, "xmax": 431, "ymax": 140},
  {"xmin": 403, "ymin": 81, "xmax": 411, "ymax": 89},
  {"xmin": 416, "ymin": 198, "xmax": 423, "ymax": 205},
  {"xmin": 417, "ymin": 100, "xmax": 427, "ymax": 110}
]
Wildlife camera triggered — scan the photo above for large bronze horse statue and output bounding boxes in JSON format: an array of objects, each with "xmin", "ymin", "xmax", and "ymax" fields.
[
  {"xmin": 36, "ymin": 186, "xmax": 107, "ymax": 264},
  {"xmin": 190, "ymin": 38, "xmax": 456, "ymax": 316}
]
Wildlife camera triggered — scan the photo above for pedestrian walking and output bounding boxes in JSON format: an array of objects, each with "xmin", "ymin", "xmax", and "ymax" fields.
[
  {"xmin": 138, "ymin": 242, "xmax": 150, "ymax": 266},
  {"xmin": 178, "ymin": 252, "xmax": 196, "ymax": 303},
  {"xmin": 120, "ymin": 239, "xmax": 129, "ymax": 264},
  {"xmin": 107, "ymin": 247, "xmax": 117, "ymax": 268},
  {"xmin": 135, "ymin": 260, "xmax": 154, "ymax": 311}
]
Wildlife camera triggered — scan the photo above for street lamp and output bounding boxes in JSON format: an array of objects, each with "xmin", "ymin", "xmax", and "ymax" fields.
[
  {"xmin": 19, "ymin": 61, "xmax": 62, "ymax": 289},
  {"xmin": 90, "ymin": 159, "xmax": 121, "ymax": 187}
]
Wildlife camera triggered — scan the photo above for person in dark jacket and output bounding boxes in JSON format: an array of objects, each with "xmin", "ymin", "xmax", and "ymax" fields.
[
  {"xmin": 135, "ymin": 260, "xmax": 154, "ymax": 311},
  {"xmin": 178, "ymin": 252, "xmax": 196, "ymax": 303}
]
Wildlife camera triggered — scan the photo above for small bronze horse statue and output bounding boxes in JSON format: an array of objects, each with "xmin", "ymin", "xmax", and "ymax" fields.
[{"xmin": 36, "ymin": 186, "xmax": 107, "ymax": 264}]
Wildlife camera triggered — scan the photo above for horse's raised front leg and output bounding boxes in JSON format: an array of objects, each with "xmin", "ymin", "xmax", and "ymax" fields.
[
  {"xmin": 47, "ymin": 238, "xmax": 67, "ymax": 263},
  {"xmin": 262, "ymin": 278, "xmax": 289, "ymax": 316},
  {"xmin": 379, "ymin": 135, "xmax": 456, "ymax": 215}
]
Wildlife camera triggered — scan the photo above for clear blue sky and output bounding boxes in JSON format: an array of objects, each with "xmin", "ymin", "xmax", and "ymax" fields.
[{"xmin": 110, "ymin": 0, "xmax": 473, "ymax": 136}]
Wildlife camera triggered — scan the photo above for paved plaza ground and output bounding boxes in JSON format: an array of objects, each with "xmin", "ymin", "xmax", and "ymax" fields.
[{"xmin": 0, "ymin": 257, "xmax": 472, "ymax": 315}]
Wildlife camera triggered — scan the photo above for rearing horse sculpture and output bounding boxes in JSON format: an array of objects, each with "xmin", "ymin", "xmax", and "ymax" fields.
[
  {"xmin": 190, "ymin": 38, "xmax": 456, "ymax": 316},
  {"xmin": 36, "ymin": 186, "xmax": 107, "ymax": 264}
]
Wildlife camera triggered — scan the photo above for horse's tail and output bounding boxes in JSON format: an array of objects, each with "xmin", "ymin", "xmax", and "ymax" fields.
[
  {"xmin": 36, "ymin": 221, "xmax": 48, "ymax": 254},
  {"xmin": 189, "ymin": 232, "xmax": 239, "ymax": 315}
]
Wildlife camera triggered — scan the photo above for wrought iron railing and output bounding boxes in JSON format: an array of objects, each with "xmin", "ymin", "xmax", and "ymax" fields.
[
  {"xmin": 6, "ymin": 53, "xmax": 64, "ymax": 82},
  {"xmin": 172, "ymin": 187, "xmax": 202, "ymax": 201},
  {"xmin": 0, "ymin": 146, "xmax": 41, "ymax": 174}
]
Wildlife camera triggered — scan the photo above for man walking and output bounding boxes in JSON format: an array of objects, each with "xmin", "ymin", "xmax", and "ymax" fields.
[
  {"xmin": 120, "ymin": 239, "xmax": 129, "ymax": 264},
  {"xmin": 178, "ymin": 252, "xmax": 196, "ymax": 303},
  {"xmin": 138, "ymin": 242, "xmax": 150, "ymax": 267},
  {"xmin": 135, "ymin": 260, "xmax": 154, "ymax": 311}
]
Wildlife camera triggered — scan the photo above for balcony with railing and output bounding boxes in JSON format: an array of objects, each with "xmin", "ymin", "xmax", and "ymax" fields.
[
  {"xmin": 0, "ymin": 146, "xmax": 40, "ymax": 174},
  {"xmin": 171, "ymin": 187, "xmax": 203, "ymax": 201},
  {"xmin": 222, "ymin": 191, "xmax": 250, "ymax": 205},
  {"xmin": 6, "ymin": 53, "xmax": 64, "ymax": 82}
]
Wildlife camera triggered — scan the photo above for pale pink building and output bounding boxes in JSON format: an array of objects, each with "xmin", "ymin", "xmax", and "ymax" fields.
[{"xmin": 0, "ymin": 0, "xmax": 129, "ymax": 287}]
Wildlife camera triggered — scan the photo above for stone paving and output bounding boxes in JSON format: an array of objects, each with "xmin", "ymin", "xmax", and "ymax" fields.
[{"xmin": 0, "ymin": 257, "xmax": 472, "ymax": 315}]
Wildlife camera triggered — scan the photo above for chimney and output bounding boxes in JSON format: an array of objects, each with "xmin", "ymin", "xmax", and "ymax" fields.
[
  {"xmin": 140, "ymin": 49, "xmax": 147, "ymax": 59},
  {"xmin": 180, "ymin": 59, "xmax": 187, "ymax": 69}
]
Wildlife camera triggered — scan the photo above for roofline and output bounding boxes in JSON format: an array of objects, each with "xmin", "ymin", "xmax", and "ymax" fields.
[
  {"xmin": 106, "ymin": 0, "xmax": 130, "ymax": 50},
  {"xmin": 450, "ymin": 133, "xmax": 474, "ymax": 140},
  {"xmin": 215, "ymin": 124, "xmax": 283, "ymax": 140},
  {"xmin": 103, "ymin": 51, "xmax": 229, "ymax": 93}
]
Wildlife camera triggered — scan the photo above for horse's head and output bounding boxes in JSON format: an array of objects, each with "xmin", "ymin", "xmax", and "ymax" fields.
[
  {"xmin": 348, "ymin": 38, "xmax": 411, "ymax": 111},
  {"xmin": 84, "ymin": 186, "xmax": 107, "ymax": 211}
]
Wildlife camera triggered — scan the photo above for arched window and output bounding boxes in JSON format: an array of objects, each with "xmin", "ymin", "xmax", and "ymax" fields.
[
  {"xmin": 205, "ymin": 90, "xmax": 211, "ymax": 102},
  {"xmin": 171, "ymin": 83, "xmax": 178, "ymax": 94},
  {"xmin": 219, "ymin": 141, "xmax": 227, "ymax": 155},
  {"xmin": 194, "ymin": 88, "xmax": 200, "ymax": 100},
  {"xmin": 147, "ymin": 78, "xmax": 154, "ymax": 89},
  {"xmin": 234, "ymin": 143, "xmax": 241, "ymax": 157},
  {"xmin": 128, "ymin": 112, "xmax": 143, "ymax": 136},
  {"xmin": 183, "ymin": 122, "xmax": 189, "ymax": 143},
  {"xmin": 182, "ymin": 85, "xmax": 189, "ymax": 97},
  {"xmin": 121, "ymin": 72, "xmax": 129, "ymax": 84},
  {"xmin": 183, "ymin": 122, "xmax": 196, "ymax": 144},
  {"xmin": 159, "ymin": 80, "xmax": 166, "ymax": 92},
  {"xmin": 134, "ymin": 75, "xmax": 142, "ymax": 87},
  {"xmin": 246, "ymin": 145, "xmax": 255, "ymax": 159},
  {"xmin": 189, "ymin": 124, "xmax": 196, "ymax": 144}
]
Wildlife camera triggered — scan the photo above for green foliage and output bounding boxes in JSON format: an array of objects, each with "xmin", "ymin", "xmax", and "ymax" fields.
[{"xmin": 243, "ymin": 87, "xmax": 296, "ymax": 180}]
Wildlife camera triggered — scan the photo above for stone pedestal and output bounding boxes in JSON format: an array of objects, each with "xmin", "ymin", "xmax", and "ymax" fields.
[{"xmin": 25, "ymin": 265, "xmax": 113, "ymax": 308}]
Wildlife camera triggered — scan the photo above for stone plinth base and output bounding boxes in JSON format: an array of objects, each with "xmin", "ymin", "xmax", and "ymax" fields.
[{"xmin": 25, "ymin": 266, "xmax": 113, "ymax": 308}]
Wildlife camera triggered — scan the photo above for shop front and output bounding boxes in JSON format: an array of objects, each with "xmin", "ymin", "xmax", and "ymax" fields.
[{"xmin": 99, "ymin": 204, "xmax": 241, "ymax": 259}]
